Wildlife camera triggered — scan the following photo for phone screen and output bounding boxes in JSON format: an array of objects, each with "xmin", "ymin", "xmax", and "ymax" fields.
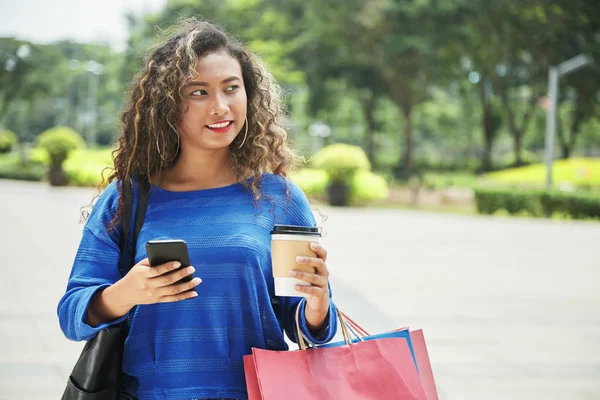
[{"xmin": 145, "ymin": 239, "xmax": 193, "ymax": 283}]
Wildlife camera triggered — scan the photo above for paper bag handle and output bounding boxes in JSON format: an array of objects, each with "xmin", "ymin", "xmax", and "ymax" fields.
[{"xmin": 294, "ymin": 301, "xmax": 353, "ymax": 351}]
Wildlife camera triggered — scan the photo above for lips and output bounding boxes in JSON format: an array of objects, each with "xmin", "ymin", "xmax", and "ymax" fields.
[{"xmin": 206, "ymin": 120, "xmax": 233, "ymax": 134}]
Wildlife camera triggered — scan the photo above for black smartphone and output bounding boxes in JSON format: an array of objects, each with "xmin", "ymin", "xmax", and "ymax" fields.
[{"xmin": 145, "ymin": 239, "xmax": 193, "ymax": 283}]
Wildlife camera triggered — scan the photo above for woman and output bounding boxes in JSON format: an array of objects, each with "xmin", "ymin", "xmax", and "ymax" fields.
[{"xmin": 57, "ymin": 19, "xmax": 337, "ymax": 400}]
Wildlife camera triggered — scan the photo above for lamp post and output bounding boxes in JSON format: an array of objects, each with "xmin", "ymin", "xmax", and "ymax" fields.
[{"xmin": 544, "ymin": 54, "xmax": 591, "ymax": 189}]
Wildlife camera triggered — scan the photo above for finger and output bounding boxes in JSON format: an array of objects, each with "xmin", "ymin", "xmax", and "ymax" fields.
[
  {"xmin": 289, "ymin": 270, "xmax": 328, "ymax": 287},
  {"xmin": 159, "ymin": 289, "xmax": 198, "ymax": 303},
  {"xmin": 294, "ymin": 284, "xmax": 328, "ymax": 298},
  {"xmin": 296, "ymin": 256, "xmax": 328, "ymax": 277},
  {"xmin": 137, "ymin": 258, "xmax": 151, "ymax": 266},
  {"xmin": 146, "ymin": 261, "xmax": 182, "ymax": 278},
  {"xmin": 309, "ymin": 242, "xmax": 327, "ymax": 261},
  {"xmin": 153, "ymin": 266, "xmax": 197, "ymax": 288},
  {"xmin": 159, "ymin": 276, "xmax": 202, "ymax": 297}
]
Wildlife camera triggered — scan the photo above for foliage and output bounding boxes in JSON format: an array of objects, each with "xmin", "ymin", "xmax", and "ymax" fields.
[
  {"xmin": 290, "ymin": 168, "xmax": 329, "ymax": 199},
  {"xmin": 0, "ymin": 38, "xmax": 69, "ymax": 128},
  {"xmin": 63, "ymin": 148, "xmax": 114, "ymax": 187},
  {"xmin": 0, "ymin": 130, "xmax": 18, "ymax": 153},
  {"xmin": 0, "ymin": 152, "xmax": 45, "ymax": 181},
  {"xmin": 311, "ymin": 144, "xmax": 371, "ymax": 183},
  {"xmin": 291, "ymin": 167, "xmax": 389, "ymax": 205},
  {"xmin": 36, "ymin": 126, "xmax": 86, "ymax": 166},
  {"xmin": 350, "ymin": 170, "xmax": 389, "ymax": 204},
  {"xmin": 2, "ymin": 0, "xmax": 600, "ymax": 186},
  {"xmin": 422, "ymin": 172, "xmax": 481, "ymax": 190},
  {"xmin": 485, "ymin": 158, "xmax": 600, "ymax": 189},
  {"xmin": 474, "ymin": 187, "xmax": 600, "ymax": 220}
]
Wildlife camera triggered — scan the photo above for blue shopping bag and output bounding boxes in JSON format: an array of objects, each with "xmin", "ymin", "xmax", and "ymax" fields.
[{"xmin": 319, "ymin": 328, "xmax": 418, "ymax": 370}]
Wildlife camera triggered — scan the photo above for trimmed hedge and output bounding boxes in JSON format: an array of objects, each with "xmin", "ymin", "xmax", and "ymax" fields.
[
  {"xmin": 350, "ymin": 170, "xmax": 389, "ymax": 204},
  {"xmin": 290, "ymin": 168, "xmax": 329, "ymax": 199},
  {"xmin": 474, "ymin": 187, "xmax": 600, "ymax": 220},
  {"xmin": 37, "ymin": 126, "xmax": 85, "ymax": 166},
  {"xmin": 291, "ymin": 168, "xmax": 389, "ymax": 205},
  {"xmin": 312, "ymin": 144, "xmax": 371, "ymax": 183},
  {"xmin": 0, "ymin": 130, "xmax": 18, "ymax": 154},
  {"xmin": 0, "ymin": 152, "xmax": 46, "ymax": 181}
]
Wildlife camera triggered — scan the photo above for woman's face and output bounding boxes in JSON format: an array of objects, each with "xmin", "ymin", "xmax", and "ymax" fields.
[{"xmin": 177, "ymin": 50, "xmax": 248, "ymax": 152}]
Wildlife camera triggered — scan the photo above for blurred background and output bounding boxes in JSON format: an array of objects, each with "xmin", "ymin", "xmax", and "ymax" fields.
[
  {"xmin": 1, "ymin": 1, "xmax": 599, "ymax": 399},
  {"xmin": 0, "ymin": 0, "xmax": 598, "ymax": 214}
]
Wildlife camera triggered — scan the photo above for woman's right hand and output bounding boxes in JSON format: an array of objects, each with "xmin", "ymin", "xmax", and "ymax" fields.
[
  {"xmin": 117, "ymin": 258, "xmax": 202, "ymax": 307},
  {"xmin": 87, "ymin": 259, "xmax": 201, "ymax": 327}
]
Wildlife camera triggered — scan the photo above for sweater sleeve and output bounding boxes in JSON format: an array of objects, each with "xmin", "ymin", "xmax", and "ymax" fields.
[
  {"xmin": 57, "ymin": 181, "xmax": 129, "ymax": 341},
  {"xmin": 276, "ymin": 179, "xmax": 338, "ymax": 345}
]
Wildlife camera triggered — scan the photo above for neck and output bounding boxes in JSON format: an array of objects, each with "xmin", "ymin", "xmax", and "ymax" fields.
[{"xmin": 159, "ymin": 147, "xmax": 237, "ymax": 191}]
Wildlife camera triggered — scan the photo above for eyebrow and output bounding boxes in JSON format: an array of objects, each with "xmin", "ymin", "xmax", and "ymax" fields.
[{"xmin": 186, "ymin": 76, "xmax": 241, "ymax": 87}]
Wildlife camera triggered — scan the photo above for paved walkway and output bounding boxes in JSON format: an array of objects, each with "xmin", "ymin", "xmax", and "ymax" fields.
[{"xmin": 1, "ymin": 179, "xmax": 599, "ymax": 399}]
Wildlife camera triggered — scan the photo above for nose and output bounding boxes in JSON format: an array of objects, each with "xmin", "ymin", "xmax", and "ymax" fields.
[{"xmin": 211, "ymin": 92, "xmax": 229, "ymax": 116}]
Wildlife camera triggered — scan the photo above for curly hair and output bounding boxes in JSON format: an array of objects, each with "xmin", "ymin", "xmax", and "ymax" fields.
[{"xmin": 89, "ymin": 19, "xmax": 298, "ymax": 229}]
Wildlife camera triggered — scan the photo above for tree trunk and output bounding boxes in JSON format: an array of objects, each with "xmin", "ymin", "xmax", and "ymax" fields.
[
  {"xmin": 479, "ymin": 85, "xmax": 493, "ymax": 172},
  {"xmin": 381, "ymin": 71, "xmax": 417, "ymax": 178},
  {"xmin": 557, "ymin": 106, "xmax": 584, "ymax": 159},
  {"xmin": 0, "ymin": 100, "xmax": 11, "ymax": 126},
  {"xmin": 501, "ymin": 88, "xmax": 521, "ymax": 166},
  {"xmin": 401, "ymin": 107, "xmax": 414, "ymax": 173},
  {"xmin": 48, "ymin": 164, "xmax": 69, "ymax": 186},
  {"xmin": 362, "ymin": 92, "xmax": 377, "ymax": 165},
  {"xmin": 560, "ymin": 143, "xmax": 571, "ymax": 159}
]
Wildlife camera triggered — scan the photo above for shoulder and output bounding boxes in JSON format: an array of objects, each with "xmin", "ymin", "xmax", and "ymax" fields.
[
  {"xmin": 93, "ymin": 180, "xmax": 120, "ymax": 214},
  {"xmin": 85, "ymin": 180, "xmax": 122, "ymax": 230},
  {"xmin": 259, "ymin": 173, "xmax": 307, "ymax": 204},
  {"xmin": 259, "ymin": 173, "xmax": 315, "ymax": 227}
]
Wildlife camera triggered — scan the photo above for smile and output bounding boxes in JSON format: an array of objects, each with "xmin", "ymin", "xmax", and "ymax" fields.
[{"xmin": 206, "ymin": 120, "xmax": 233, "ymax": 133}]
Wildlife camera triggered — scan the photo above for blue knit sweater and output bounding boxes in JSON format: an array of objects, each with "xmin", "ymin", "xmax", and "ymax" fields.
[{"xmin": 57, "ymin": 174, "xmax": 337, "ymax": 400}]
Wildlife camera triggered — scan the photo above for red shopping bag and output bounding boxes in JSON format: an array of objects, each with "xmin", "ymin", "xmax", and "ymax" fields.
[
  {"xmin": 410, "ymin": 330, "xmax": 439, "ymax": 400},
  {"xmin": 244, "ymin": 308, "xmax": 427, "ymax": 400}
]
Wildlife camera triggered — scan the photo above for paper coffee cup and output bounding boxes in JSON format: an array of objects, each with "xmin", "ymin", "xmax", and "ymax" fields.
[{"xmin": 271, "ymin": 225, "xmax": 321, "ymax": 297}]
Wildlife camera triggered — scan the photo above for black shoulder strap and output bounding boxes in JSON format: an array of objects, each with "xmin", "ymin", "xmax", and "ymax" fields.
[{"xmin": 117, "ymin": 179, "xmax": 149, "ymax": 277}]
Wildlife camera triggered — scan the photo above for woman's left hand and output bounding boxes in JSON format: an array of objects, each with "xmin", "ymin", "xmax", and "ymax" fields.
[{"xmin": 290, "ymin": 242, "xmax": 330, "ymax": 330}]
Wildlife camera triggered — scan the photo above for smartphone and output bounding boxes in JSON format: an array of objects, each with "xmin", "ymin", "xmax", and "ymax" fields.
[{"xmin": 145, "ymin": 239, "xmax": 193, "ymax": 284}]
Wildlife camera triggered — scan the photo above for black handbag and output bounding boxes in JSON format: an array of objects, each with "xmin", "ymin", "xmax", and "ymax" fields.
[{"xmin": 62, "ymin": 180, "xmax": 149, "ymax": 400}]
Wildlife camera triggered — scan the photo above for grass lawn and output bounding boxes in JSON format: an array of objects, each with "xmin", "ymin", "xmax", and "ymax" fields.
[
  {"xmin": 422, "ymin": 171, "xmax": 481, "ymax": 189},
  {"xmin": 485, "ymin": 158, "xmax": 600, "ymax": 189}
]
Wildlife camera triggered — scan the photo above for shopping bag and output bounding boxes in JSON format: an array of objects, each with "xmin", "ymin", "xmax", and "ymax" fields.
[
  {"xmin": 244, "ymin": 307, "xmax": 427, "ymax": 400},
  {"xmin": 339, "ymin": 311, "xmax": 439, "ymax": 400},
  {"xmin": 319, "ymin": 324, "xmax": 417, "ymax": 369},
  {"xmin": 410, "ymin": 329, "xmax": 439, "ymax": 400}
]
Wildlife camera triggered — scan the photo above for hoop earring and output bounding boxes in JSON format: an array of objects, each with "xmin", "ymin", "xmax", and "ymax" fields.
[
  {"xmin": 156, "ymin": 132, "xmax": 180, "ymax": 162},
  {"xmin": 238, "ymin": 118, "xmax": 248, "ymax": 149}
]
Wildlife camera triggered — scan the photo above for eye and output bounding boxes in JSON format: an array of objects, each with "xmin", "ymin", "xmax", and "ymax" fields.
[
  {"xmin": 226, "ymin": 85, "xmax": 239, "ymax": 92},
  {"xmin": 191, "ymin": 89, "xmax": 208, "ymax": 96}
]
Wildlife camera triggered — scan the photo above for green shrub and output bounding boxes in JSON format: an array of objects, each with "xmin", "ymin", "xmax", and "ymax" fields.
[
  {"xmin": 63, "ymin": 148, "xmax": 114, "ymax": 187},
  {"xmin": 29, "ymin": 147, "xmax": 49, "ymax": 164},
  {"xmin": 311, "ymin": 144, "xmax": 371, "ymax": 183},
  {"xmin": 0, "ymin": 152, "xmax": 45, "ymax": 181},
  {"xmin": 473, "ymin": 188, "xmax": 506, "ymax": 214},
  {"xmin": 37, "ymin": 126, "xmax": 85, "ymax": 166},
  {"xmin": 290, "ymin": 168, "xmax": 329, "ymax": 198},
  {"xmin": 540, "ymin": 191, "xmax": 600, "ymax": 220},
  {"xmin": 0, "ymin": 130, "xmax": 18, "ymax": 154},
  {"xmin": 350, "ymin": 170, "xmax": 389, "ymax": 204},
  {"xmin": 474, "ymin": 187, "xmax": 600, "ymax": 220}
]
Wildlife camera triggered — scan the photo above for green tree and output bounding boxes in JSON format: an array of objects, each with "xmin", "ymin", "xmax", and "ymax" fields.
[{"xmin": 0, "ymin": 39, "xmax": 67, "ymax": 130}]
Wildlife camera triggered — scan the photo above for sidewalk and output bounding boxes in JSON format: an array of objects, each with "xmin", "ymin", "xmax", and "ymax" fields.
[{"xmin": 1, "ymin": 179, "xmax": 599, "ymax": 399}]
